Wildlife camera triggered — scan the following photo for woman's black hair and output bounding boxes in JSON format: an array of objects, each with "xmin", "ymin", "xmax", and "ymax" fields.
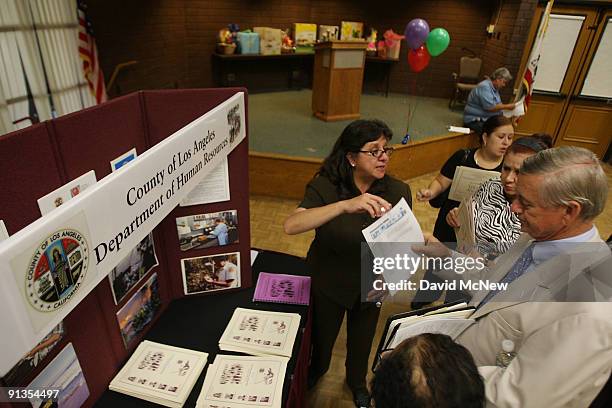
[
  {"xmin": 371, "ymin": 333, "xmax": 485, "ymax": 408},
  {"xmin": 480, "ymin": 115, "xmax": 513, "ymax": 144},
  {"xmin": 318, "ymin": 119, "xmax": 392, "ymax": 197}
]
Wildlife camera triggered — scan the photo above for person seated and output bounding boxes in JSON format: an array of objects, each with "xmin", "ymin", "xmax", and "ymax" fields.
[
  {"xmin": 463, "ymin": 67, "xmax": 516, "ymax": 135},
  {"xmin": 446, "ymin": 133, "xmax": 552, "ymax": 261},
  {"xmin": 417, "ymin": 146, "xmax": 612, "ymax": 407},
  {"xmin": 371, "ymin": 333, "xmax": 485, "ymax": 408}
]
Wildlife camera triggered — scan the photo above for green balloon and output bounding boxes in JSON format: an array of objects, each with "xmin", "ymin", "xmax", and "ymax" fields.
[{"xmin": 426, "ymin": 28, "xmax": 450, "ymax": 57}]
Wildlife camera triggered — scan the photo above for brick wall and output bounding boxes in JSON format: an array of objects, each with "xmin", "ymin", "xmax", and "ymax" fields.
[
  {"xmin": 86, "ymin": 0, "xmax": 536, "ymax": 99},
  {"xmin": 481, "ymin": 0, "xmax": 537, "ymax": 100}
]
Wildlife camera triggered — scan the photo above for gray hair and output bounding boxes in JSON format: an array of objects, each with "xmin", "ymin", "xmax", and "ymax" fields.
[
  {"xmin": 521, "ymin": 146, "xmax": 608, "ymax": 221},
  {"xmin": 491, "ymin": 67, "xmax": 512, "ymax": 81}
]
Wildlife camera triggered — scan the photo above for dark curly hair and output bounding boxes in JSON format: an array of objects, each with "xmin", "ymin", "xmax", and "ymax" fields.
[
  {"xmin": 318, "ymin": 119, "xmax": 393, "ymax": 198},
  {"xmin": 371, "ymin": 333, "xmax": 485, "ymax": 408}
]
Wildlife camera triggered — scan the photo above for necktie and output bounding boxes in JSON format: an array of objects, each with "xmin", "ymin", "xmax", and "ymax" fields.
[{"xmin": 479, "ymin": 243, "xmax": 535, "ymax": 308}]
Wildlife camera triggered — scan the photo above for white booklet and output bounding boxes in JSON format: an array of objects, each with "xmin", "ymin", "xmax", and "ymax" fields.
[
  {"xmin": 109, "ymin": 340, "xmax": 208, "ymax": 408},
  {"xmin": 219, "ymin": 308, "xmax": 301, "ymax": 358},
  {"xmin": 196, "ymin": 354, "xmax": 288, "ymax": 408},
  {"xmin": 448, "ymin": 166, "xmax": 499, "ymax": 202},
  {"xmin": 362, "ymin": 197, "xmax": 424, "ymax": 294},
  {"xmin": 389, "ymin": 316, "xmax": 475, "ymax": 349}
]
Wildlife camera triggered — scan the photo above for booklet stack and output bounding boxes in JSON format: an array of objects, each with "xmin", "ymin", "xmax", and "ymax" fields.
[
  {"xmin": 196, "ymin": 354, "xmax": 288, "ymax": 408},
  {"xmin": 219, "ymin": 308, "xmax": 301, "ymax": 358},
  {"xmin": 109, "ymin": 340, "xmax": 208, "ymax": 408},
  {"xmin": 253, "ymin": 272, "xmax": 311, "ymax": 306}
]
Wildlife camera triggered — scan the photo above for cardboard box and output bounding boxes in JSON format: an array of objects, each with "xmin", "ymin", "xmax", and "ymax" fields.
[
  {"xmin": 237, "ymin": 31, "xmax": 260, "ymax": 55},
  {"xmin": 294, "ymin": 23, "xmax": 317, "ymax": 53},
  {"xmin": 340, "ymin": 21, "xmax": 364, "ymax": 41},
  {"xmin": 253, "ymin": 27, "xmax": 282, "ymax": 55},
  {"xmin": 318, "ymin": 25, "xmax": 339, "ymax": 42}
]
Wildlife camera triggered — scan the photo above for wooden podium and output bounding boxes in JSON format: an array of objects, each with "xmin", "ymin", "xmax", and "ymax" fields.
[{"xmin": 312, "ymin": 41, "xmax": 367, "ymax": 121}]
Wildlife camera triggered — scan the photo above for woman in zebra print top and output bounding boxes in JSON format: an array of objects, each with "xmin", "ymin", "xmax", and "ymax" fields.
[{"xmin": 447, "ymin": 134, "xmax": 552, "ymax": 260}]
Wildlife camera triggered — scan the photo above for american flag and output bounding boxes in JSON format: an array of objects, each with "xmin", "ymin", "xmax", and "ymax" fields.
[
  {"xmin": 77, "ymin": 1, "xmax": 107, "ymax": 104},
  {"xmin": 519, "ymin": 0, "xmax": 555, "ymax": 111}
]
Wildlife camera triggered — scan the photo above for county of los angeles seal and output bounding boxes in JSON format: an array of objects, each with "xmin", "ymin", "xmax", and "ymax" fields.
[{"xmin": 26, "ymin": 229, "xmax": 89, "ymax": 312}]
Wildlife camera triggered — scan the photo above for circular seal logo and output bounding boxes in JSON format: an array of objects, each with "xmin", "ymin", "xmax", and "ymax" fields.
[{"xmin": 26, "ymin": 229, "xmax": 89, "ymax": 312}]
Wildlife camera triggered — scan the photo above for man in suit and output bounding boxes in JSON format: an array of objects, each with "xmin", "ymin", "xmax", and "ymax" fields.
[{"xmin": 420, "ymin": 146, "xmax": 612, "ymax": 407}]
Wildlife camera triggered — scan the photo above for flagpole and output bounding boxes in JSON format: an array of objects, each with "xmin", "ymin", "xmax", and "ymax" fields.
[{"xmin": 514, "ymin": 0, "xmax": 555, "ymax": 105}]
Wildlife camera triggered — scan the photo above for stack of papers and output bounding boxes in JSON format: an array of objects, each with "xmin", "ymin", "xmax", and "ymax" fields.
[
  {"xmin": 109, "ymin": 341, "xmax": 208, "ymax": 408},
  {"xmin": 383, "ymin": 303, "xmax": 475, "ymax": 350},
  {"xmin": 253, "ymin": 272, "xmax": 311, "ymax": 305},
  {"xmin": 196, "ymin": 354, "xmax": 288, "ymax": 408},
  {"xmin": 219, "ymin": 308, "xmax": 301, "ymax": 358}
]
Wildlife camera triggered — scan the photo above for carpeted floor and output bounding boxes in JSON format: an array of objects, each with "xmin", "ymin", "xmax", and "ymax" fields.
[{"xmin": 248, "ymin": 90, "xmax": 463, "ymax": 158}]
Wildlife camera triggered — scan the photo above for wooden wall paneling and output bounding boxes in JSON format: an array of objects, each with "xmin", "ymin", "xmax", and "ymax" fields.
[
  {"xmin": 555, "ymin": 103, "xmax": 612, "ymax": 157},
  {"xmin": 249, "ymin": 132, "xmax": 479, "ymax": 199}
]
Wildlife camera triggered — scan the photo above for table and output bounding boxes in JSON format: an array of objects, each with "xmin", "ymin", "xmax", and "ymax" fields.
[
  {"xmin": 364, "ymin": 56, "xmax": 399, "ymax": 97},
  {"xmin": 211, "ymin": 53, "xmax": 398, "ymax": 96},
  {"xmin": 96, "ymin": 249, "xmax": 312, "ymax": 408},
  {"xmin": 212, "ymin": 53, "xmax": 315, "ymax": 91}
]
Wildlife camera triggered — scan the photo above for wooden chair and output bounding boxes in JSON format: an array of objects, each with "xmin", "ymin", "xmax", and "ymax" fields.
[{"xmin": 449, "ymin": 56, "xmax": 482, "ymax": 109}]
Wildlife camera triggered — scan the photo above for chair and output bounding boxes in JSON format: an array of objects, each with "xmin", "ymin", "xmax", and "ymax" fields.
[{"xmin": 449, "ymin": 56, "xmax": 482, "ymax": 109}]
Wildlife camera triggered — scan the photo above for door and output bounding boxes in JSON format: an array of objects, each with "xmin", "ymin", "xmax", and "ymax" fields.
[
  {"xmin": 516, "ymin": 6, "xmax": 601, "ymax": 145},
  {"xmin": 556, "ymin": 12, "xmax": 612, "ymax": 157}
]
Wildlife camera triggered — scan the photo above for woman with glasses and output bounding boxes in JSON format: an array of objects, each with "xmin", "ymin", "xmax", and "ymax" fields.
[
  {"xmin": 412, "ymin": 115, "xmax": 513, "ymax": 307},
  {"xmin": 284, "ymin": 119, "xmax": 411, "ymax": 408}
]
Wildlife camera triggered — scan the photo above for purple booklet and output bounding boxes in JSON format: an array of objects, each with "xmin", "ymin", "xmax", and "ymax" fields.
[{"xmin": 253, "ymin": 272, "xmax": 311, "ymax": 305}]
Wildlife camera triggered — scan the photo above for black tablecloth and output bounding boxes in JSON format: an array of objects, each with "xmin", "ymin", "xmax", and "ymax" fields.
[{"xmin": 95, "ymin": 249, "xmax": 311, "ymax": 407}]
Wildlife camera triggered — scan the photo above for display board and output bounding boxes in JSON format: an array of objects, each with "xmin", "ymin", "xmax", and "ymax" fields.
[{"xmin": 0, "ymin": 88, "xmax": 250, "ymax": 408}]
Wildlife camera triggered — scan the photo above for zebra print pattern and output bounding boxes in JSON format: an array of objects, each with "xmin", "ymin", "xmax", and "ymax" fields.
[{"xmin": 471, "ymin": 179, "xmax": 521, "ymax": 260}]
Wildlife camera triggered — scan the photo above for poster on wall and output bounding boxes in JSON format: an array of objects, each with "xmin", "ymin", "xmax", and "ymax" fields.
[
  {"xmin": 27, "ymin": 343, "xmax": 90, "ymax": 408},
  {"xmin": 2, "ymin": 323, "xmax": 65, "ymax": 386},
  {"xmin": 110, "ymin": 148, "xmax": 138, "ymax": 172},
  {"xmin": 181, "ymin": 252, "xmax": 241, "ymax": 295},
  {"xmin": 116, "ymin": 273, "xmax": 161, "ymax": 348},
  {"xmin": 37, "ymin": 171, "xmax": 97, "ymax": 216},
  {"xmin": 179, "ymin": 158, "xmax": 230, "ymax": 206},
  {"xmin": 108, "ymin": 232, "xmax": 159, "ymax": 305},
  {"xmin": 176, "ymin": 210, "xmax": 238, "ymax": 251}
]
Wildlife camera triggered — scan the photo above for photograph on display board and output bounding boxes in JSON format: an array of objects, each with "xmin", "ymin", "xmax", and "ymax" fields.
[
  {"xmin": 176, "ymin": 210, "xmax": 238, "ymax": 251},
  {"xmin": 116, "ymin": 273, "xmax": 161, "ymax": 348},
  {"xmin": 2, "ymin": 323, "xmax": 65, "ymax": 387},
  {"xmin": 110, "ymin": 147, "xmax": 137, "ymax": 172},
  {"xmin": 182, "ymin": 252, "xmax": 241, "ymax": 295},
  {"xmin": 27, "ymin": 342, "xmax": 90, "ymax": 408},
  {"xmin": 108, "ymin": 233, "xmax": 159, "ymax": 305}
]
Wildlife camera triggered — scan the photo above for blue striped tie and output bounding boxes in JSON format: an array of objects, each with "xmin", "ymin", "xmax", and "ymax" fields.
[{"xmin": 479, "ymin": 243, "xmax": 535, "ymax": 307}]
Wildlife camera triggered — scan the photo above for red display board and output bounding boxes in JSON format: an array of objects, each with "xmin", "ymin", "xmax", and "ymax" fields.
[{"xmin": 0, "ymin": 88, "xmax": 250, "ymax": 408}]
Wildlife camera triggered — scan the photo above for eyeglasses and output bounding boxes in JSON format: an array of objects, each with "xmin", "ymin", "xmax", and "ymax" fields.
[{"xmin": 359, "ymin": 147, "xmax": 394, "ymax": 158}]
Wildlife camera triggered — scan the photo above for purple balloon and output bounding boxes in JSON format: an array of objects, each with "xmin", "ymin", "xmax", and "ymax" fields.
[{"xmin": 404, "ymin": 19, "xmax": 430, "ymax": 50}]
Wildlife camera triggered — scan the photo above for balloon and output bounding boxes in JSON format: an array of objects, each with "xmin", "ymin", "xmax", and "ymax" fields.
[
  {"xmin": 404, "ymin": 19, "xmax": 430, "ymax": 50},
  {"xmin": 426, "ymin": 28, "xmax": 450, "ymax": 57},
  {"xmin": 408, "ymin": 45, "xmax": 431, "ymax": 72}
]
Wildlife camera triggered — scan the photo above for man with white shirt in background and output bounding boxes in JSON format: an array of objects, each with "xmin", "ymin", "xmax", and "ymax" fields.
[{"xmin": 419, "ymin": 146, "xmax": 612, "ymax": 407}]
